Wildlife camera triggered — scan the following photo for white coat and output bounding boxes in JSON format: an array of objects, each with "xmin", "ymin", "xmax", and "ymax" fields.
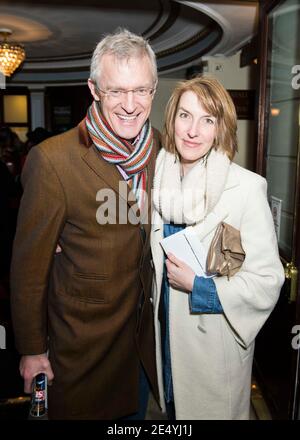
[{"xmin": 151, "ymin": 153, "xmax": 285, "ymax": 420}]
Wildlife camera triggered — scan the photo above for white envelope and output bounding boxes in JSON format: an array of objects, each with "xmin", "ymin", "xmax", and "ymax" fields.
[{"xmin": 160, "ymin": 228, "xmax": 210, "ymax": 277}]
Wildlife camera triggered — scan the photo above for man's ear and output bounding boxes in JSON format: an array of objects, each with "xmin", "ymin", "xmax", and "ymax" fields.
[{"xmin": 88, "ymin": 79, "xmax": 100, "ymax": 101}]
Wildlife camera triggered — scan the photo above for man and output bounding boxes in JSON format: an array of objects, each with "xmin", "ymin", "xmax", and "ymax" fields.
[{"xmin": 10, "ymin": 29, "xmax": 160, "ymax": 420}]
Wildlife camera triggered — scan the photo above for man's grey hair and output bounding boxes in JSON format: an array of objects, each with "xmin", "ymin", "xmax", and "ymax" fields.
[{"xmin": 90, "ymin": 28, "xmax": 157, "ymax": 86}]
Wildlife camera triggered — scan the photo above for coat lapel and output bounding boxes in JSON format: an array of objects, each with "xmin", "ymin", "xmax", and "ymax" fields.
[
  {"xmin": 141, "ymin": 135, "xmax": 157, "ymax": 231},
  {"xmin": 195, "ymin": 210, "xmax": 229, "ymax": 241},
  {"xmin": 80, "ymin": 119, "xmax": 160, "ymax": 231},
  {"xmin": 79, "ymin": 119, "xmax": 140, "ymax": 216},
  {"xmin": 151, "ymin": 214, "xmax": 164, "ymax": 311},
  {"xmin": 82, "ymin": 145, "xmax": 128, "ymax": 200},
  {"xmin": 194, "ymin": 163, "xmax": 240, "ymax": 240}
]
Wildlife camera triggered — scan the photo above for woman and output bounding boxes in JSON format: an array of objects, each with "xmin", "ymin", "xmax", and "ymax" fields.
[{"xmin": 151, "ymin": 76, "xmax": 285, "ymax": 420}]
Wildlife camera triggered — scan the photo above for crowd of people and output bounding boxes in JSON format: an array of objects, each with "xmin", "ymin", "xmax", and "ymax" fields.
[{"xmin": 0, "ymin": 126, "xmax": 52, "ymax": 300}]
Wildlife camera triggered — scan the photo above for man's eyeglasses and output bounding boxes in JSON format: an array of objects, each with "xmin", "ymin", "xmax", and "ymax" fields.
[{"xmin": 94, "ymin": 85, "xmax": 156, "ymax": 99}]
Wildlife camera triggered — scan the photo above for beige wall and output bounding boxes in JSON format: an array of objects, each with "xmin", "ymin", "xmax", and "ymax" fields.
[
  {"xmin": 151, "ymin": 78, "xmax": 179, "ymax": 134},
  {"xmin": 151, "ymin": 51, "xmax": 257, "ymax": 171}
]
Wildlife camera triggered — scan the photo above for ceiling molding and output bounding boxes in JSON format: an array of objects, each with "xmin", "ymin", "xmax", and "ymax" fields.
[{"xmin": 0, "ymin": 0, "xmax": 258, "ymax": 83}]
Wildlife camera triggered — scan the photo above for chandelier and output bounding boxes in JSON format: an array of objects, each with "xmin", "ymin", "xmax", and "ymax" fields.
[{"xmin": 0, "ymin": 28, "xmax": 26, "ymax": 77}]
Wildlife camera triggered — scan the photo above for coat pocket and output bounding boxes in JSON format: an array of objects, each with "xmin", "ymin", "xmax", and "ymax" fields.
[{"xmin": 71, "ymin": 272, "xmax": 110, "ymax": 304}]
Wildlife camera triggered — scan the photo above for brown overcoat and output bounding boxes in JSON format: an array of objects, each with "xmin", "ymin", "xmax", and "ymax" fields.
[{"xmin": 10, "ymin": 120, "xmax": 160, "ymax": 419}]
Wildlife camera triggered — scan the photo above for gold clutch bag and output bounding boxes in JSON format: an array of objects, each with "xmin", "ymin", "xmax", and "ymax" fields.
[{"xmin": 206, "ymin": 222, "xmax": 245, "ymax": 279}]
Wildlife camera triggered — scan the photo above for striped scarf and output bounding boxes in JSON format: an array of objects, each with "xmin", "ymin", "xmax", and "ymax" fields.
[{"xmin": 86, "ymin": 101, "xmax": 153, "ymax": 210}]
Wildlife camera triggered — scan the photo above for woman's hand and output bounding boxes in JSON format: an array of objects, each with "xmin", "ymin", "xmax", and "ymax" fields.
[{"xmin": 166, "ymin": 253, "xmax": 196, "ymax": 293}]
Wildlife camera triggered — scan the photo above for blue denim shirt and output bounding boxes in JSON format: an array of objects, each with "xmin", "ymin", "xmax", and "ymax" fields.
[{"xmin": 162, "ymin": 223, "xmax": 223, "ymax": 403}]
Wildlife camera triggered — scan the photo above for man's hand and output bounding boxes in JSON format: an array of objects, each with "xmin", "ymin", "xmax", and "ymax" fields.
[
  {"xmin": 20, "ymin": 353, "xmax": 54, "ymax": 393},
  {"xmin": 166, "ymin": 253, "xmax": 196, "ymax": 293}
]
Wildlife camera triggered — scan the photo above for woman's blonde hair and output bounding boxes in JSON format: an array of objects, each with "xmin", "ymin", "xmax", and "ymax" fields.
[{"xmin": 163, "ymin": 75, "xmax": 238, "ymax": 161}]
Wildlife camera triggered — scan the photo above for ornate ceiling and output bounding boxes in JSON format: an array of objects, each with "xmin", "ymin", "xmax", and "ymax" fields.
[{"xmin": 0, "ymin": 0, "xmax": 258, "ymax": 84}]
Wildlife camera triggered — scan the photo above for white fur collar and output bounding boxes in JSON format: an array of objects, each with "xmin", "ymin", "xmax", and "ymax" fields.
[{"xmin": 153, "ymin": 147, "xmax": 231, "ymax": 225}]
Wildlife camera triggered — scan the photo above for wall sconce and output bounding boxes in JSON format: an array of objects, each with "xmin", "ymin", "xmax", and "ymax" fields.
[{"xmin": 271, "ymin": 107, "xmax": 280, "ymax": 117}]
